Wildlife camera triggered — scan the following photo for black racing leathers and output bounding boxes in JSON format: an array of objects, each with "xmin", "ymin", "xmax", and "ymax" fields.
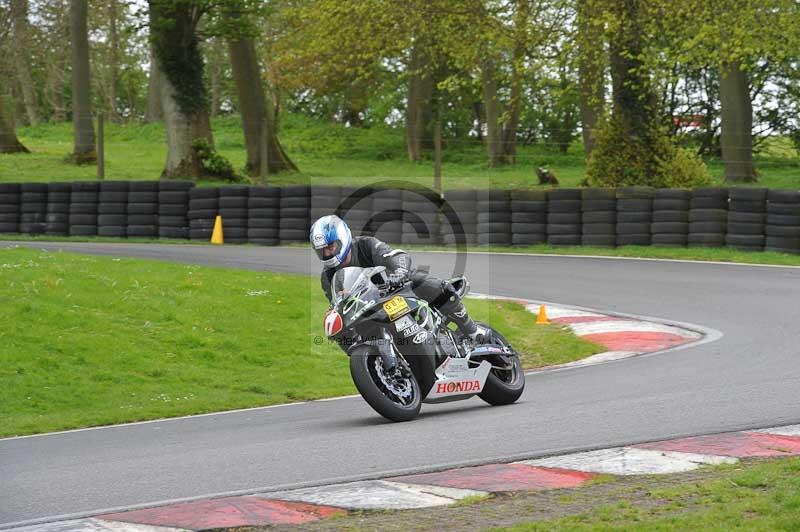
[{"xmin": 321, "ymin": 236, "xmax": 477, "ymax": 339}]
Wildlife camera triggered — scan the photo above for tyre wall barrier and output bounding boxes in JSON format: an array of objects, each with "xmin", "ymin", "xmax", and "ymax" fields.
[
  {"xmin": 616, "ymin": 186, "xmax": 653, "ymax": 246},
  {"xmin": 652, "ymin": 188, "xmax": 690, "ymax": 247},
  {"xmin": 689, "ymin": 187, "xmax": 729, "ymax": 248},
  {"xmin": 0, "ymin": 181, "xmax": 797, "ymax": 254},
  {"xmin": 765, "ymin": 189, "xmax": 800, "ymax": 254},
  {"xmin": 547, "ymin": 189, "xmax": 581, "ymax": 246}
]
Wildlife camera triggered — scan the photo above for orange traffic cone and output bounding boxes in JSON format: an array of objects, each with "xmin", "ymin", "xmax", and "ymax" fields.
[
  {"xmin": 211, "ymin": 215, "xmax": 224, "ymax": 245},
  {"xmin": 536, "ymin": 304, "xmax": 550, "ymax": 325}
]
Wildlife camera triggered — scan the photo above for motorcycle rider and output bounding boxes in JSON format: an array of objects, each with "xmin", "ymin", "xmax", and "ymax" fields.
[{"xmin": 310, "ymin": 214, "xmax": 481, "ymax": 344}]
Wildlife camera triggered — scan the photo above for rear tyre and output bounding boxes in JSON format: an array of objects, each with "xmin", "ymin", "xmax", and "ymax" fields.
[
  {"xmin": 477, "ymin": 325, "xmax": 525, "ymax": 406},
  {"xmin": 350, "ymin": 348, "xmax": 421, "ymax": 422}
]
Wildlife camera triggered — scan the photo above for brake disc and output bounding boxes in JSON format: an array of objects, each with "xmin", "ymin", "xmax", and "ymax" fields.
[{"xmin": 373, "ymin": 357, "xmax": 413, "ymax": 401}]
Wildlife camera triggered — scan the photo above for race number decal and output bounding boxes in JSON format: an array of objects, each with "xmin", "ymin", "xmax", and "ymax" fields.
[
  {"xmin": 394, "ymin": 315, "xmax": 415, "ymax": 332},
  {"xmin": 383, "ymin": 296, "xmax": 410, "ymax": 321}
]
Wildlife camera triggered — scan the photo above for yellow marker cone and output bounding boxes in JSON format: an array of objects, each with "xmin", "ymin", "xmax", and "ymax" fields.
[
  {"xmin": 211, "ymin": 215, "xmax": 224, "ymax": 245},
  {"xmin": 536, "ymin": 304, "xmax": 550, "ymax": 325}
]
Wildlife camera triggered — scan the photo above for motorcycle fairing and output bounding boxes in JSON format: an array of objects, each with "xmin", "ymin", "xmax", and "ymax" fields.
[{"xmin": 423, "ymin": 357, "xmax": 492, "ymax": 403}]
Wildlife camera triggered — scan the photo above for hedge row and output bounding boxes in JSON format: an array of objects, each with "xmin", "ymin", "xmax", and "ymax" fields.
[{"xmin": 0, "ymin": 182, "xmax": 798, "ymax": 253}]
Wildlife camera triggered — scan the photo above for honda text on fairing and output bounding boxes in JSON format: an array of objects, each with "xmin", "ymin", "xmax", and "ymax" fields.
[{"xmin": 323, "ymin": 266, "xmax": 525, "ymax": 421}]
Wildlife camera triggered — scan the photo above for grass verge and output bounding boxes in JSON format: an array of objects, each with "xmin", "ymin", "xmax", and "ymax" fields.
[
  {"xmin": 503, "ymin": 458, "xmax": 800, "ymax": 531},
  {"xmin": 0, "ymin": 248, "xmax": 599, "ymax": 437}
]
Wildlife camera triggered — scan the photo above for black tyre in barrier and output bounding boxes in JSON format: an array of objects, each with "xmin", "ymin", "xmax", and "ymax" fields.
[
  {"xmin": 582, "ymin": 211, "xmax": 616, "ymax": 224},
  {"xmin": 688, "ymin": 233, "xmax": 726, "ymax": 247},
  {"xmin": 189, "ymin": 186, "xmax": 219, "ymax": 199},
  {"xmin": 616, "ymin": 211, "xmax": 652, "ymax": 223},
  {"xmin": 765, "ymin": 236, "xmax": 800, "ymax": 253},
  {"xmin": 98, "ymin": 203, "xmax": 127, "ymax": 214},
  {"xmin": 70, "ymin": 225, "xmax": 98, "ymax": 236},
  {"xmin": 615, "ymin": 188, "xmax": 652, "ymax": 247},
  {"xmin": 98, "ymin": 226, "xmax": 126, "ymax": 237},
  {"xmin": 548, "ymin": 212, "xmax": 581, "ymax": 224},
  {"xmin": 127, "ymin": 225, "xmax": 158, "ymax": 237}
]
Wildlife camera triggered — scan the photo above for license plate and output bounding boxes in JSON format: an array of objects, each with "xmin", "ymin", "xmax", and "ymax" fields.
[{"xmin": 383, "ymin": 296, "xmax": 410, "ymax": 321}]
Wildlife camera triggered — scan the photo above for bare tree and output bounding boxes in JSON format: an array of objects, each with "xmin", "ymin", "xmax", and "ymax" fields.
[
  {"xmin": 70, "ymin": 0, "xmax": 96, "ymax": 163},
  {"xmin": 10, "ymin": 0, "xmax": 41, "ymax": 125}
]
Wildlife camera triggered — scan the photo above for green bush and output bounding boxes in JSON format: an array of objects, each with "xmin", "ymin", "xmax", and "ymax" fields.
[
  {"xmin": 191, "ymin": 139, "xmax": 242, "ymax": 182},
  {"xmin": 657, "ymin": 146, "xmax": 712, "ymax": 188},
  {"xmin": 587, "ymin": 117, "xmax": 710, "ymax": 188}
]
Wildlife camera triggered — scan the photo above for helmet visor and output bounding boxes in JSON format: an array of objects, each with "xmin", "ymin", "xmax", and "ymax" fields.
[{"xmin": 315, "ymin": 240, "xmax": 342, "ymax": 261}]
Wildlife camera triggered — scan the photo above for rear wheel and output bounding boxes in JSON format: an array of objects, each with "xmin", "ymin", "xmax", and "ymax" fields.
[
  {"xmin": 350, "ymin": 349, "xmax": 421, "ymax": 422},
  {"xmin": 477, "ymin": 325, "xmax": 525, "ymax": 406}
]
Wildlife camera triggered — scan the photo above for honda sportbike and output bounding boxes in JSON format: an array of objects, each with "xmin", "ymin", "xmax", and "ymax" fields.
[{"xmin": 323, "ymin": 266, "xmax": 525, "ymax": 421}]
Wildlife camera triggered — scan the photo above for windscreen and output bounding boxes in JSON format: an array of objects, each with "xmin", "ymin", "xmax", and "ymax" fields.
[{"xmin": 331, "ymin": 267, "xmax": 384, "ymax": 321}]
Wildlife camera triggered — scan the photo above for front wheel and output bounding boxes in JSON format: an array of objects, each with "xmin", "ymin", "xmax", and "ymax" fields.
[
  {"xmin": 477, "ymin": 325, "xmax": 525, "ymax": 406},
  {"xmin": 350, "ymin": 349, "xmax": 421, "ymax": 422}
]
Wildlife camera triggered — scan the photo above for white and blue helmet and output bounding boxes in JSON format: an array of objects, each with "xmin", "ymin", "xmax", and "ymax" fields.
[{"xmin": 310, "ymin": 215, "xmax": 353, "ymax": 269}]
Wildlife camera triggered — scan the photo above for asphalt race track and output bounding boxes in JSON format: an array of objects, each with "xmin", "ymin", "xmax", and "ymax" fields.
[{"xmin": 2, "ymin": 241, "xmax": 799, "ymax": 527}]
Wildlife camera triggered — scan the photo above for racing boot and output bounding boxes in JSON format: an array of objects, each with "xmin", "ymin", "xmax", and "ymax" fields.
[{"xmin": 440, "ymin": 294, "xmax": 484, "ymax": 345}]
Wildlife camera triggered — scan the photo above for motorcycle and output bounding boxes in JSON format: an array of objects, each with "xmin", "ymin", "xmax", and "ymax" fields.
[{"xmin": 323, "ymin": 266, "xmax": 525, "ymax": 421}]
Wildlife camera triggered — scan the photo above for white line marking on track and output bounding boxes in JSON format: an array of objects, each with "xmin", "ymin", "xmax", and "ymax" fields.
[
  {"xmin": 6, "ymin": 518, "xmax": 186, "ymax": 532},
  {"xmin": 749, "ymin": 424, "xmax": 800, "ymax": 437},
  {"xmin": 568, "ymin": 320, "xmax": 701, "ymax": 338}
]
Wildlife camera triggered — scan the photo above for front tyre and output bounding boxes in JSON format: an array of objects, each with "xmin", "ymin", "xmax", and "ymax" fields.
[
  {"xmin": 350, "ymin": 350, "xmax": 421, "ymax": 422},
  {"xmin": 477, "ymin": 326, "xmax": 525, "ymax": 406}
]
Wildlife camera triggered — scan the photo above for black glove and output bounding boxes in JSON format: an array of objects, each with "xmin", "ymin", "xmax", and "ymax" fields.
[{"xmin": 387, "ymin": 272, "xmax": 408, "ymax": 289}]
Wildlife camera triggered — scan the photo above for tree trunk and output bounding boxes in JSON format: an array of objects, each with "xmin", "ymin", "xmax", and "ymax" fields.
[
  {"xmin": 150, "ymin": 0, "xmax": 212, "ymax": 178},
  {"xmin": 0, "ymin": 96, "xmax": 29, "ymax": 153},
  {"xmin": 158, "ymin": 63, "xmax": 213, "ymax": 178},
  {"xmin": 405, "ymin": 45, "xmax": 434, "ymax": 162},
  {"xmin": 144, "ymin": 40, "xmax": 163, "ymax": 122},
  {"xmin": 498, "ymin": 0, "xmax": 530, "ymax": 165},
  {"xmin": 107, "ymin": 0, "xmax": 119, "ymax": 121},
  {"xmin": 228, "ymin": 35, "xmax": 297, "ymax": 175},
  {"xmin": 70, "ymin": 0, "xmax": 96, "ymax": 163},
  {"xmin": 10, "ymin": 0, "xmax": 41, "ymax": 125},
  {"xmin": 209, "ymin": 38, "xmax": 224, "ymax": 117},
  {"xmin": 609, "ymin": 0, "xmax": 658, "ymax": 138},
  {"xmin": 482, "ymin": 58, "xmax": 503, "ymax": 167},
  {"xmin": 719, "ymin": 62, "xmax": 756, "ymax": 182},
  {"xmin": 577, "ymin": 0, "xmax": 604, "ymax": 160}
]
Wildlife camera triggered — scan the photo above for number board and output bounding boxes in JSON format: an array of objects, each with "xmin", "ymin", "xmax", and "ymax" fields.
[{"xmin": 382, "ymin": 296, "xmax": 410, "ymax": 321}]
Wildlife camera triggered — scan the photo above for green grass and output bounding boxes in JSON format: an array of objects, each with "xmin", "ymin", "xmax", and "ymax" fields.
[
  {"xmin": 0, "ymin": 247, "xmax": 599, "ymax": 437},
  {"xmin": 2, "ymin": 114, "xmax": 798, "ymax": 189},
  {"xmin": 502, "ymin": 458, "xmax": 800, "ymax": 531}
]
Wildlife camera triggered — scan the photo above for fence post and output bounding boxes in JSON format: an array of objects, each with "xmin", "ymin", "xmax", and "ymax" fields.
[
  {"xmin": 260, "ymin": 117, "xmax": 269, "ymax": 184},
  {"xmin": 433, "ymin": 119, "xmax": 442, "ymax": 195},
  {"xmin": 97, "ymin": 112, "xmax": 105, "ymax": 180}
]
